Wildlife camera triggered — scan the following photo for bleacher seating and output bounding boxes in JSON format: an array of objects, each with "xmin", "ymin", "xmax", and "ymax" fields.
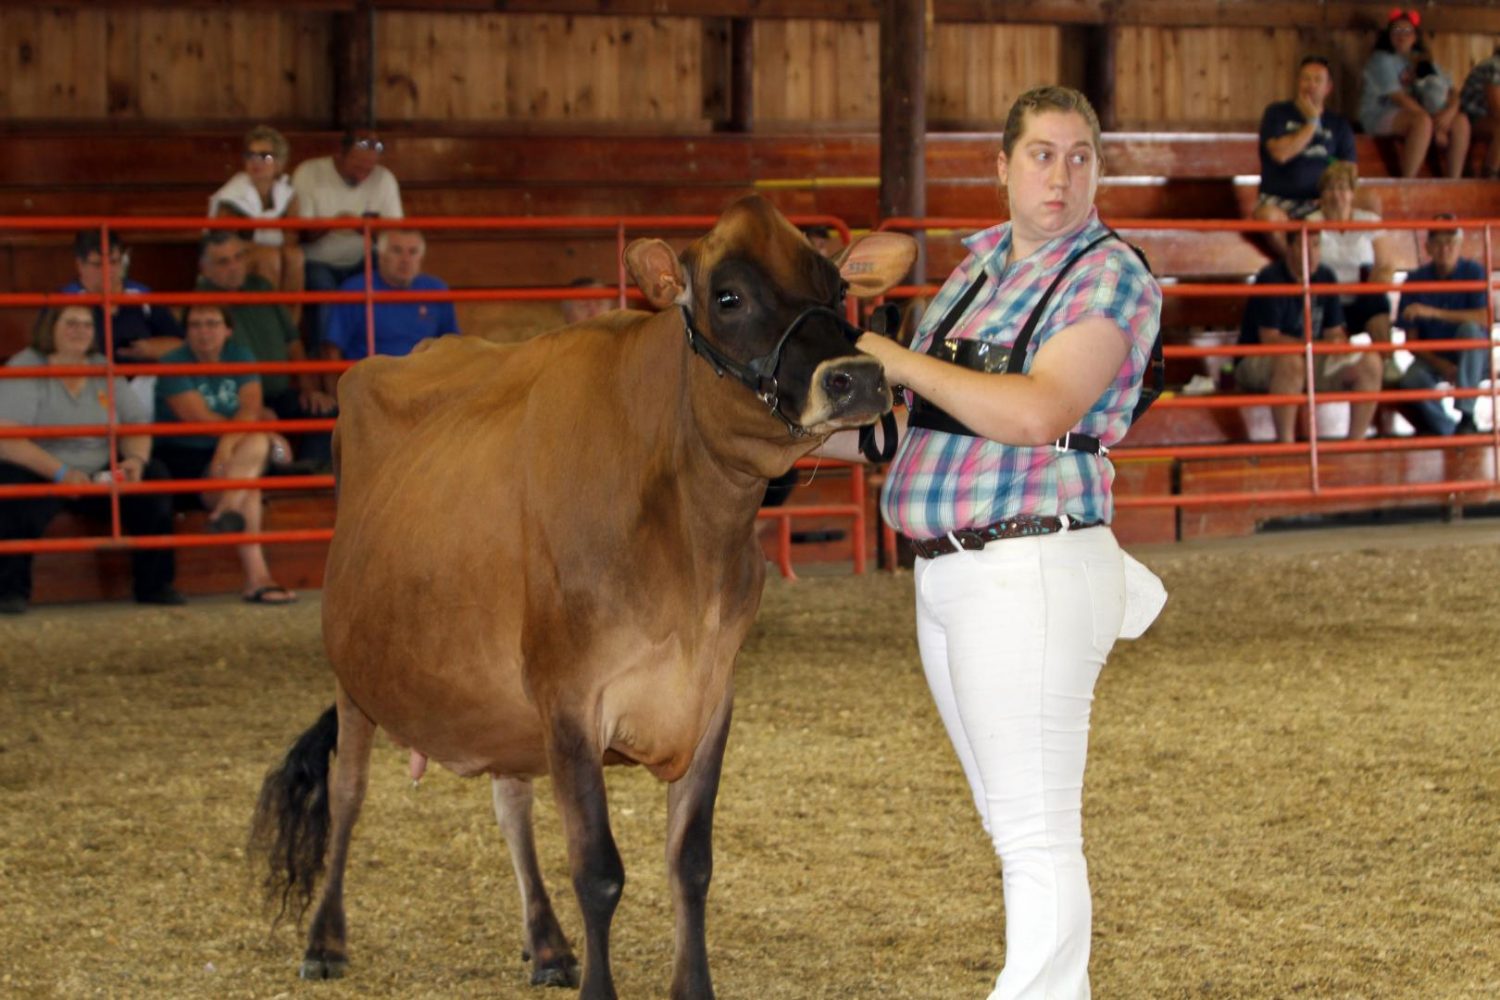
[
  {"xmin": 5, "ymin": 128, "xmax": 1499, "ymax": 601},
  {"xmin": 6, "ymin": 130, "xmax": 1500, "ymax": 357}
]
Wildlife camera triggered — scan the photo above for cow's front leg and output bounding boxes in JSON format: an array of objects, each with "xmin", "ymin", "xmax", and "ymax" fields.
[
  {"xmin": 547, "ymin": 714, "xmax": 624, "ymax": 1000},
  {"xmin": 491, "ymin": 776, "xmax": 580, "ymax": 988},
  {"xmin": 665, "ymin": 681, "xmax": 733, "ymax": 1000}
]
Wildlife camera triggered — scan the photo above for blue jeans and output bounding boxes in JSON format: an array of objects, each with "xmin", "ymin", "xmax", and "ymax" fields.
[
  {"xmin": 304, "ymin": 259, "xmax": 365, "ymax": 343},
  {"xmin": 1396, "ymin": 322, "xmax": 1490, "ymax": 435}
]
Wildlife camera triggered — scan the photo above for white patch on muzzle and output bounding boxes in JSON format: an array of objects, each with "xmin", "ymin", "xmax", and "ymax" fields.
[{"xmin": 795, "ymin": 354, "xmax": 892, "ymax": 431}]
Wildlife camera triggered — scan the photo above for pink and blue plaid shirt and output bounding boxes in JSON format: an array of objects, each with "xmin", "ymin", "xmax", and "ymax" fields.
[{"xmin": 880, "ymin": 209, "xmax": 1161, "ymax": 539}]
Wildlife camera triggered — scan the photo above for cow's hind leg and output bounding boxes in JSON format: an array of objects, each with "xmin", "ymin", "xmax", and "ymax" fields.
[
  {"xmin": 548, "ymin": 715, "xmax": 625, "ymax": 1000},
  {"xmin": 665, "ymin": 683, "xmax": 733, "ymax": 1000},
  {"xmin": 491, "ymin": 776, "xmax": 580, "ymax": 988},
  {"xmin": 249, "ymin": 685, "xmax": 374, "ymax": 980},
  {"xmin": 301, "ymin": 687, "xmax": 376, "ymax": 979}
]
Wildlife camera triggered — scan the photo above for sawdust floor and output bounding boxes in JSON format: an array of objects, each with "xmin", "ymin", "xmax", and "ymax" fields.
[{"xmin": 2, "ymin": 521, "xmax": 1497, "ymax": 999}]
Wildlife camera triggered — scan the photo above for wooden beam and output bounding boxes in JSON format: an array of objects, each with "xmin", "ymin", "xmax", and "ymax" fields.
[
  {"xmin": 728, "ymin": 18, "xmax": 754, "ymax": 133},
  {"xmin": 1081, "ymin": 24, "xmax": 1117, "ymax": 131},
  {"xmin": 13, "ymin": 0, "xmax": 1500, "ymax": 32},
  {"xmin": 878, "ymin": 0, "xmax": 925, "ymax": 223},
  {"xmin": 332, "ymin": 0, "xmax": 375, "ymax": 130}
]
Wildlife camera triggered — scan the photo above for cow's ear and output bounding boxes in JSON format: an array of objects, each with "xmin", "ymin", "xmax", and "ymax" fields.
[
  {"xmin": 625, "ymin": 239, "xmax": 686, "ymax": 310},
  {"xmin": 835, "ymin": 232, "xmax": 918, "ymax": 299}
]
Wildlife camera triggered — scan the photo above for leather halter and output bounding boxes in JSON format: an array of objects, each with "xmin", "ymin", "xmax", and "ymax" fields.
[{"xmin": 679, "ymin": 300, "xmax": 862, "ymax": 438}]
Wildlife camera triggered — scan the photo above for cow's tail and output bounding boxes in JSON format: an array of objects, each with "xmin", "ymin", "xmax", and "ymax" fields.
[{"xmin": 248, "ymin": 704, "xmax": 338, "ymax": 927}]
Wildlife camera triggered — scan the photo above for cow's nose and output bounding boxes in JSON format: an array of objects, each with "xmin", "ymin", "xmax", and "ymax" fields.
[{"xmin": 822, "ymin": 357, "xmax": 885, "ymax": 400}]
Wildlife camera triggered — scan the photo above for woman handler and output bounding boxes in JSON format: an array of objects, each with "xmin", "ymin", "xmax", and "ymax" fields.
[{"xmin": 836, "ymin": 86, "xmax": 1165, "ymax": 999}]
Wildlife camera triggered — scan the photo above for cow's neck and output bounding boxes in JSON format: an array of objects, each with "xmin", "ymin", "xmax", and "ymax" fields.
[{"xmin": 631, "ymin": 309, "xmax": 818, "ymax": 532}]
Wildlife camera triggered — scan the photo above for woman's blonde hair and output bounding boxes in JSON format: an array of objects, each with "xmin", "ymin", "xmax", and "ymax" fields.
[
  {"xmin": 243, "ymin": 124, "xmax": 290, "ymax": 165},
  {"xmin": 1318, "ymin": 160, "xmax": 1359, "ymax": 194}
]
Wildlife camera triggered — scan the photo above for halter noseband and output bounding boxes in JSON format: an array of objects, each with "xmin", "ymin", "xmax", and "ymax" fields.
[{"xmin": 679, "ymin": 301, "xmax": 862, "ymax": 437}]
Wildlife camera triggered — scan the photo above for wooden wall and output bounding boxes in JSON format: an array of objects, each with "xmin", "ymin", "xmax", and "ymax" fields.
[
  {"xmin": 0, "ymin": 5, "xmax": 1495, "ymax": 131},
  {"xmin": 927, "ymin": 23, "xmax": 1070, "ymax": 129},
  {"xmin": 1114, "ymin": 25, "xmax": 1500, "ymax": 130},
  {"xmin": 375, "ymin": 12, "xmax": 708, "ymax": 125},
  {"xmin": 0, "ymin": 6, "xmax": 331, "ymax": 123}
]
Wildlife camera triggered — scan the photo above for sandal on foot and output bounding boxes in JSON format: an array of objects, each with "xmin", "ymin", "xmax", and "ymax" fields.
[
  {"xmin": 243, "ymin": 584, "xmax": 297, "ymax": 605},
  {"xmin": 207, "ymin": 510, "xmax": 246, "ymax": 534}
]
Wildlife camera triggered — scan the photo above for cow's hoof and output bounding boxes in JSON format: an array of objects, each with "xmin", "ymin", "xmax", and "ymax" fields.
[
  {"xmin": 299, "ymin": 953, "xmax": 349, "ymax": 980},
  {"xmin": 531, "ymin": 956, "xmax": 581, "ymax": 988}
]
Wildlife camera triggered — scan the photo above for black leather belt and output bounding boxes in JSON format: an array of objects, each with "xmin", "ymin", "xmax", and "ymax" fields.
[{"xmin": 908, "ymin": 516, "xmax": 1104, "ymax": 559}]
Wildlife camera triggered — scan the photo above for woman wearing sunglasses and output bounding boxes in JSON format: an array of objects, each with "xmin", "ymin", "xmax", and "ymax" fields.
[{"xmin": 208, "ymin": 124, "xmax": 305, "ymax": 314}]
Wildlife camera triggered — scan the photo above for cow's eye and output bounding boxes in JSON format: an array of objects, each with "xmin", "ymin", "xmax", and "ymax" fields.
[{"xmin": 715, "ymin": 290, "xmax": 742, "ymax": 311}]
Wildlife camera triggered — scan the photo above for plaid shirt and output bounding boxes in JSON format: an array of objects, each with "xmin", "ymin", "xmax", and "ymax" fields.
[{"xmin": 880, "ymin": 209, "xmax": 1161, "ymax": 538}]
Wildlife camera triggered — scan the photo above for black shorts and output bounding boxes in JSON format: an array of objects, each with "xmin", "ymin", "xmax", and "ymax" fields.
[{"xmin": 1343, "ymin": 293, "xmax": 1391, "ymax": 336}]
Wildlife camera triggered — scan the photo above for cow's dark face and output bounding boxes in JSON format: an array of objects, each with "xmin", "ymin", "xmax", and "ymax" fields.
[
  {"xmin": 693, "ymin": 248, "xmax": 887, "ymax": 433},
  {"xmin": 678, "ymin": 197, "xmax": 903, "ymax": 435}
]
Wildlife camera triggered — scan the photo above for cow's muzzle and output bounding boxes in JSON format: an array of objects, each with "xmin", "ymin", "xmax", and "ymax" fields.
[
  {"xmin": 682, "ymin": 303, "xmax": 867, "ymax": 437},
  {"xmin": 798, "ymin": 354, "xmax": 892, "ymax": 430}
]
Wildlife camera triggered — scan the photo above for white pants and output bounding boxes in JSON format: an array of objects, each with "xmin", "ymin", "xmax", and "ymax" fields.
[{"xmin": 914, "ymin": 526, "xmax": 1125, "ymax": 1000}]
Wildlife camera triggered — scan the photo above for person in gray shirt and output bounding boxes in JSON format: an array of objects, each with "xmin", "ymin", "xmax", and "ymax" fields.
[{"xmin": 0, "ymin": 305, "xmax": 181, "ymax": 613}]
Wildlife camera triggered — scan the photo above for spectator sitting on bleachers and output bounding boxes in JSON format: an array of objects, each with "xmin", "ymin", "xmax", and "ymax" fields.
[
  {"xmin": 320, "ymin": 230, "xmax": 460, "ymax": 381},
  {"xmin": 1253, "ymin": 55, "xmax": 1357, "ymax": 254},
  {"xmin": 1394, "ymin": 214, "xmax": 1492, "ymax": 436},
  {"xmin": 1459, "ymin": 38, "xmax": 1500, "ymax": 179},
  {"xmin": 62, "ymin": 230, "xmax": 183, "ymax": 365},
  {"xmin": 561, "ymin": 277, "xmax": 613, "ymax": 325},
  {"xmin": 0, "ymin": 305, "xmax": 182, "ymax": 614},
  {"xmin": 1303, "ymin": 162, "xmax": 1398, "ymax": 377},
  {"xmin": 292, "ymin": 129, "xmax": 404, "ymax": 341},
  {"xmin": 208, "ymin": 124, "xmax": 305, "ymax": 314},
  {"xmin": 154, "ymin": 303, "xmax": 295, "ymax": 605},
  {"xmin": 1359, "ymin": 9, "xmax": 1470, "ymax": 179},
  {"xmin": 1235, "ymin": 227, "xmax": 1382, "ymax": 443},
  {"xmin": 196, "ymin": 231, "xmax": 336, "ymax": 470}
]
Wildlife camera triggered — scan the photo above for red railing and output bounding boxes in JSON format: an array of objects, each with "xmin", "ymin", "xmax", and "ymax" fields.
[
  {"xmin": 0, "ymin": 213, "xmax": 865, "ymax": 577},
  {"xmin": 6, "ymin": 212, "xmax": 1499, "ymax": 586}
]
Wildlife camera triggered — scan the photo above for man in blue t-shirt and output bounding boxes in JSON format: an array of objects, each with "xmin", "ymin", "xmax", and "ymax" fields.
[
  {"xmin": 1396, "ymin": 215, "xmax": 1493, "ymax": 436},
  {"xmin": 1253, "ymin": 56, "xmax": 1357, "ymax": 253},
  {"xmin": 61, "ymin": 230, "xmax": 183, "ymax": 363},
  {"xmin": 320, "ymin": 229, "xmax": 460, "ymax": 387},
  {"xmin": 1236, "ymin": 228, "xmax": 1382, "ymax": 443}
]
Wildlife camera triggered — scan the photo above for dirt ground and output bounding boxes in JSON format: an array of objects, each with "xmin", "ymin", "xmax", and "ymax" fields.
[{"xmin": 2, "ymin": 521, "xmax": 1498, "ymax": 999}]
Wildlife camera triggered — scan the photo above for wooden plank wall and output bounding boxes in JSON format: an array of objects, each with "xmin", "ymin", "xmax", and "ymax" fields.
[
  {"xmin": 927, "ymin": 24, "xmax": 1068, "ymax": 129},
  {"xmin": 0, "ymin": 7, "xmax": 1495, "ymax": 131},
  {"xmin": 1114, "ymin": 25, "xmax": 1499, "ymax": 130},
  {"xmin": 0, "ymin": 6, "xmax": 331, "ymax": 122},
  {"xmin": 375, "ymin": 13, "xmax": 707, "ymax": 125}
]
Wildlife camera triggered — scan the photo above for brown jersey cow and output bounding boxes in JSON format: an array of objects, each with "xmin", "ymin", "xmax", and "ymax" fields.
[{"xmin": 250, "ymin": 196, "xmax": 915, "ymax": 1000}]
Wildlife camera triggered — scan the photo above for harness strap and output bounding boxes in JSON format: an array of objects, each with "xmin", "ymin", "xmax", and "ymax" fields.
[
  {"xmin": 908, "ymin": 229, "xmax": 1151, "ymax": 455},
  {"xmin": 679, "ymin": 301, "xmax": 866, "ymax": 440}
]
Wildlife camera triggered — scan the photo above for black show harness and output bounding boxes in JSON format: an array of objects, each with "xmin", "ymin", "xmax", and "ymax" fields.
[{"xmin": 679, "ymin": 295, "xmax": 871, "ymax": 442}]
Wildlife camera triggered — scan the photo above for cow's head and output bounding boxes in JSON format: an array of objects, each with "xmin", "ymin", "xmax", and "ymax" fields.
[{"xmin": 625, "ymin": 196, "xmax": 916, "ymax": 436}]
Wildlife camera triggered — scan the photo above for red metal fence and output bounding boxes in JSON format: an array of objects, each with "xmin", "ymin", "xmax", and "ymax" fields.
[
  {"xmin": 3, "ymin": 212, "xmax": 1498, "ymax": 587},
  {"xmin": 0, "ymin": 213, "xmax": 867, "ymax": 580}
]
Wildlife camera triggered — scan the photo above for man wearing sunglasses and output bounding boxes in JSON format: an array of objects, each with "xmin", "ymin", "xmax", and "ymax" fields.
[{"xmin": 291, "ymin": 129, "xmax": 405, "ymax": 342}]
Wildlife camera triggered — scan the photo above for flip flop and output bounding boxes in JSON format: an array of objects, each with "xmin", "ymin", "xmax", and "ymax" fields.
[
  {"xmin": 207, "ymin": 510, "xmax": 246, "ymax": 534},
  {"xmin": 243, "ymin": 584, "xmax": 297, "ymax": 605}
]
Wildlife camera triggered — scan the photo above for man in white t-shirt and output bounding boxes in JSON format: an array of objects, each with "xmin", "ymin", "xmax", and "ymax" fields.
[{"xmin": 292, "ymin": 130, "xmax": 404, "ymax": 338}]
